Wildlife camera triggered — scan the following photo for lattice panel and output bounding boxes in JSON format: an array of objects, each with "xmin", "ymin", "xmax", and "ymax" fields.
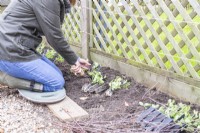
[
  {"xmin": 92, "ymin": 0, "xmax": 200, "ymax": 79},
  {"xmin": 63, "ymin": 3, "xmax": 81, "ymax": 46}
]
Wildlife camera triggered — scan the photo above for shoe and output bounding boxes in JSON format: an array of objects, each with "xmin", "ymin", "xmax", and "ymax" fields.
[{"xmin": 0, "ymin": 71, "xmax": 43, "ymax": 91}]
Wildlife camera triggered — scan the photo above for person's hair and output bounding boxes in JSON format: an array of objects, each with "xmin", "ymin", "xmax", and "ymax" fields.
[{"xmin": 69, "ymin": 0, "xmax": 76, "ymax": 6}]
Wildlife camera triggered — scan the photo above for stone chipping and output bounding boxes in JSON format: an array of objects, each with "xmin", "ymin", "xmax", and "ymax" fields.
[{"xmin": 0, "ymin": 87, "xmax": 69, "ymax": 133}]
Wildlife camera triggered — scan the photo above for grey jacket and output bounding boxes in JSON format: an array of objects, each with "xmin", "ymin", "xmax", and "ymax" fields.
[{"xmin": 0, "ymin": 0, "xmax": 78, "ymax": 64}]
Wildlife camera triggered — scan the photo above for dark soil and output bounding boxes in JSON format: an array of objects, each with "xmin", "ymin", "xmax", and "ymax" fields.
[{"xmin": 56, "ymin": 62, "xmax": 196, "ymax": 133}]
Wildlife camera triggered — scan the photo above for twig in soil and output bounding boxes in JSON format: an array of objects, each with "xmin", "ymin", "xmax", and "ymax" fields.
[
  {"xmin": 52, "ymin": 110, "xmax": 144, "ymax": 133},
  {"xmin": 142, "ymin": 81, "xmax": 159, "ymax": 100},
  {"xmin": 142, "ymin": 77, "xmax": 167, "ymax": 100},
  {"xmin": 147, "ymin": 96, "xmax": 166, "ymax": 107},
  {"xmin": 61, "ymin": 108, "xmax": 85, "ymax": 132}
]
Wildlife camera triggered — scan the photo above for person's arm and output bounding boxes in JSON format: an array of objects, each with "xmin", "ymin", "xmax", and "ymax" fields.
[{"xmin": 33, "ymin": 0, "xmax": 78, "ymax": 65}]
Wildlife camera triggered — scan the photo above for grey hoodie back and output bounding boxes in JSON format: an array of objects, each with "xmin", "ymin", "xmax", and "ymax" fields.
[{"xmin": 0, "ymin": 0, "xmax": 78, "ymax": 65}]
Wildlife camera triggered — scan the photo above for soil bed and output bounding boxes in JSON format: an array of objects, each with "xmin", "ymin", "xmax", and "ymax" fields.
[
  {"xmin": 0, "ymin": 61, "xmax": 199, "ymax": 133},
  {"xmin": 57, "ymin": 62, "xmax": 196, "ymax": 133}
]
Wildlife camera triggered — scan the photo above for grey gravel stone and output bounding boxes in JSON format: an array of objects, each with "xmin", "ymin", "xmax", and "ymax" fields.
[{"xmin": 0, "ymin": 87, "xmax": 69, "ymax": 133}]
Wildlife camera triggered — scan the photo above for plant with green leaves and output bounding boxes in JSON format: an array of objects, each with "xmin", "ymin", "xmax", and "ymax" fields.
[
  {"xmin": 106, "ymin": 76, "xmax": 130, "ymax": 96},
  {"xmin": 109, "ymin": 76, "xmax": 130, "ymax": 91},
  {"xmin": 91, "ymin": 62, "xmax": 100, "ymax": 70},
  {"xmin": 37, "ymin": 43, "xmax": 64, "ymax": 62},
  {"xmin": 139, "ymin": 99, "xmax": 200, "ymax": 132},
  {"xmin": 88, "ymin": 70, "xmax": 105, "ymax": 85},
  {"xmin": 87, "ymin": 62, "xmax": 105, "ymax": 85}
]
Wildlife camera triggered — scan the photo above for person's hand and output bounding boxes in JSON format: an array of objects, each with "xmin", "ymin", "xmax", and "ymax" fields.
[{"xmin": 70, "ymin": 58, "xmax": 91, "ymax": 76}]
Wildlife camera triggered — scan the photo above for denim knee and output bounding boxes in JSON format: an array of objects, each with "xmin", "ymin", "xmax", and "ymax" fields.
[
  {"xmin": 54, "ymin": 76, "xmax": 65, "ymax": 90},
  {"xmin": 43, "ymin": 75, "xmax": 65, "ymax": 92}
]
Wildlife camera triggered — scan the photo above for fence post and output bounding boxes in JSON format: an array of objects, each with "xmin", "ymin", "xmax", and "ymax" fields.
[{"xmin": 81, "ymin": 0, "xmax": 90, "ymax": 59}]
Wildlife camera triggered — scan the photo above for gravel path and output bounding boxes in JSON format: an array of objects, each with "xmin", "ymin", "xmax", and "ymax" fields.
[{"xmin": 0, "ymin": 86, "xmax": 69, "ymax": 133}]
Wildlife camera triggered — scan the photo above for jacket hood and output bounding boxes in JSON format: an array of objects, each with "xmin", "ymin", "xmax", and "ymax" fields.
[
  {"xmin": 63, "ymin": 0, "xmax": 71, "ymax": 14},
  {"xmin": 59, "ymin": 0, "xmax": 71, "ymax": 24}
]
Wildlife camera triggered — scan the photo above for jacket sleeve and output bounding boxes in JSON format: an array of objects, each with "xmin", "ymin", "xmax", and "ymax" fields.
[{"xmin": 33, "ymin": 0, "xmax": 78, "ymax": 65}]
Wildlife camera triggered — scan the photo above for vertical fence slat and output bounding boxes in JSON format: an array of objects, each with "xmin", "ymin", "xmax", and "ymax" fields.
[
  {"xmin": 81, "ymin": 0, "xmax": 90, "ymax": 59},
  {"xmin": 89, "ymin": 0, "xmax": 93, "ymax": 48}
]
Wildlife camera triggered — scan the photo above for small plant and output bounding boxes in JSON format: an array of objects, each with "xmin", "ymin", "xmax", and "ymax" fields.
[
  {"xmin": 87, "ymin": 62, "xmax": 105, "ymax": 85},
  {"xmin": 139, "ymin": 99, "xmax": 200, "ymax": 132},
  {"xmin": 37, "ymin": 44, "xmax": 64, "ymax": 62},
  {"xmin": 86, "ymin": 62, "xmax": 131, "ymax": 96},
  {"xmin": 88, "ymin": 70, "xmax": 105, "ymax": 85},
  {"xmin": 91, "ymin": 62, "xmax": 100, "ymax": 70},
  {"xmin": 109, "ymin": 76, "xmax": 130, "ymax": 91},
  {"xmin": 106, "ymin": 76, "xmax": 130, "ymax": 96}
]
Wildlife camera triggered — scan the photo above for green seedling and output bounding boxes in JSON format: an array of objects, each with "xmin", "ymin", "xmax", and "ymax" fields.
[
  {"xmin": 88, "ymin": 70, "xmax": 105, "ymax": 85},
  {"xmin": 91, "ymin": 62, "xmax": 100, "ymax": 70},
  {"xmin": 139, "ymin": 99, "xmax": 200, "ymax": 132},
  {"xmin": 106, "ymin": 76, "xmax": 130, "ymax": 96},
  {"xmin": 109, "ymin": 76, "xmax": 130, "ymax": 91},
  {"xmin": 87, "ymin": 62, "xmax": 105, "ymax": 85}
]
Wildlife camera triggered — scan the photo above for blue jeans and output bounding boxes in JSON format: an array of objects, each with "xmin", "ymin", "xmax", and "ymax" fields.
[{"xmin": 0, "ymin": 56, "xmax": 65, "ymax": 92}]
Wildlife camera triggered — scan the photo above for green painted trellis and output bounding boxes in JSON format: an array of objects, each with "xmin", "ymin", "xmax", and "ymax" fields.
[
  {"xmin": 65, "ymin": 0, "xmax": 200, "ymax": 82},
  {"xmin": 38, "ymin": 0, "xmax": 200, "ymax": 103},
  {"xmin": 92, "ymin": 0, "xmax": 200, "ymax": 79}
]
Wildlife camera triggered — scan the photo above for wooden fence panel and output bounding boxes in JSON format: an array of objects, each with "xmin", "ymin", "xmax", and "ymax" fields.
[
  {"xmin": 60, "ymin": 0, "xmax": 200, "ymax": 88},
  {"xmin": 90, "ymin": 0, "xmax": 200, "ymax": 81},
  {"xmin": 63, "ymin": 4, "xmax": 82, "ymax": 46}
]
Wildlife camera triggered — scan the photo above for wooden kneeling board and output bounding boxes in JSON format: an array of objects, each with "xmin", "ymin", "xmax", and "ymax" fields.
[{"xmin": 48, "ymin": 96, "xmax": 89, "ymax": 121}]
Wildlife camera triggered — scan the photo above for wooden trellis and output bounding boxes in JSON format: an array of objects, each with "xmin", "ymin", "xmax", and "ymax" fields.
[
  {"xmin": 63, "ymin": 0, "xmax": 200, "ymax": 81},
  {"xmin": 63, "ymin": 3, "xmax": 82, "ymax": 47},
  {"xmin": 63, "ymin": 0, "xmax": 200, "ymax": 103},
  {"xmin": 91, "ymin": 0, "xmax": 200, "ymax": 80}
]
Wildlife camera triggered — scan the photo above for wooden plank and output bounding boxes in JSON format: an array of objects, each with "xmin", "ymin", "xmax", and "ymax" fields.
[
  {"xmin": 90, "ymin": 50, "xmax": 200, "ymax": 105},
  {"xmin": 48, "ymin": 96, "xmax": 89, "ymax": 121},
  {"xmin": 81, "ymin": 0, "xmax": 90, "ymax": 59}
]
